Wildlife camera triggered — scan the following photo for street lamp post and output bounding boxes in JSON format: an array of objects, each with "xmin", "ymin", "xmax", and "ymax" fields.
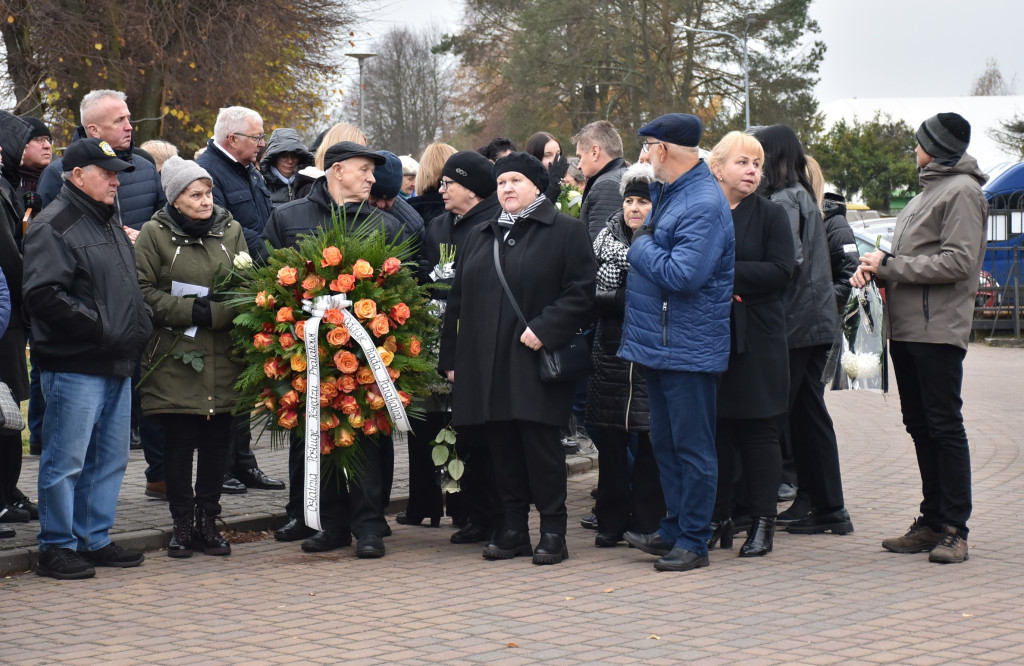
[
  {"xmin": 346, "ymin": 52, "xmax": 377, "ymax": 130},
  {"xmin": 676, "ymin": 14, "xmax": 756, "ymax": 129}
]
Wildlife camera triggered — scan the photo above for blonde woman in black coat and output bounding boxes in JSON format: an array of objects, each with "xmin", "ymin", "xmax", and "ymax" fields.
[{"xmin": 439, "ymin": 152, "xmax": 596, "ymax": 565}]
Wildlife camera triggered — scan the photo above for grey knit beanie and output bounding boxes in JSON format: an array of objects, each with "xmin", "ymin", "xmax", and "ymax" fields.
[
  {"xmin": 916, "ymin": 112, "xmax": 971, "ymax": 160},
  {"xmin": 161, "ymin": 155, "xmax": 213, "ymax": 204}
]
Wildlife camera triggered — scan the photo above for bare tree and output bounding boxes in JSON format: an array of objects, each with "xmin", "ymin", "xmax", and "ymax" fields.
[
  {"xmin": 970, "ymin": 58, "xmax": 1015, "ymax": 96},
  {"xmin": 353, "ymin": 26, "xmax": 459, "ymax": 155}
]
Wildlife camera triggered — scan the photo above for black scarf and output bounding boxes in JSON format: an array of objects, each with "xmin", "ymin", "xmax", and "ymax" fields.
[{"xmin": 166, "ymin": 203, "xmax": 215, "ymax": 238}]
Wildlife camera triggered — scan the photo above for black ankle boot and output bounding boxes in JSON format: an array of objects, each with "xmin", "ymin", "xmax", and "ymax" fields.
[
  {"xmin": 739, "ymin": 516, "xmax": 775, "ymax": 557},
  {"xmin": 707, "ymin": 518, "xmax": 734, "ymax": 550},
  {"xmin": 193, "ymin": 506, "xmax": 231, "ymax": 556},
  {"xmin": 168, "ymin": 509, "xmax": 194, "ymax": 558}
]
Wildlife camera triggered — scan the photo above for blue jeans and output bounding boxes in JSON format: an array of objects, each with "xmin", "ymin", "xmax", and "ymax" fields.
[
  {"xmin": 644, "ymin": 368, "xmax": 718, "ymax": 556},
  {"xmin": 36, "ymin": 372, "xmax": 132, "ymax": 552}
]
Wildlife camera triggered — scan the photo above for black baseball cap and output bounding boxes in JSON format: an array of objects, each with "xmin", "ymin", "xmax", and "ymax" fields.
[
  {"xmin": 323, "ymin": 141, "xmax": 385, "ymax": 169},
  {"xmin": 62, "ymin": 138, "xmax": 135, "ymax": 173}
]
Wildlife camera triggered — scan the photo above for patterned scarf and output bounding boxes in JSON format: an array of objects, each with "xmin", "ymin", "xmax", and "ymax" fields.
[{"xmin": 497, "ymin": 193, "xmax": 546, "ymax": 230}]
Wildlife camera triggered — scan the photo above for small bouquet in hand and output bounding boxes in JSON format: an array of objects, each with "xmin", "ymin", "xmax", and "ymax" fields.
[{"xmin": 824, "ymin": 281, "xmax": 887, "ymax": 392}]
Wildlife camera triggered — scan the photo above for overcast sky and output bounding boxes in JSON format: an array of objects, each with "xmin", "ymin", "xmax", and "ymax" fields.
[{"xmin": 350, "ymin": 0, "xmax": 1021, "ymax": 106}]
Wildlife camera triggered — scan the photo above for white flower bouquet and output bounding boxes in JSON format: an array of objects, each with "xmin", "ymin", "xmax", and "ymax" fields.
[{"xmin": 824, "ymin": 282, "xmax": 887, "ymax": 392}]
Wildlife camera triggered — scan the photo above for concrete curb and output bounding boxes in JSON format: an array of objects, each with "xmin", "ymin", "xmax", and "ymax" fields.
[{"xmin": 1, "ymin": 451, "xmax": 599, "ymax": 577}]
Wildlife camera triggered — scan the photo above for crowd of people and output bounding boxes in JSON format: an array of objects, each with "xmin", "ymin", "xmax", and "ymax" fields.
[{"xmin": 0, "ymin": 89, "xmax": 988, "ymax": 580}]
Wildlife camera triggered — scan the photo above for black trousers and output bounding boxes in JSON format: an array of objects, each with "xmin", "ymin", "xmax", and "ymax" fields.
[
  {"xmin": 890, "ymin": 341, "xmax": 972, "ymax": 536},
  {"xmin": 456, "ymin": 426, "xmax": 501, "ymax": 531},
  {"xmin": 590, "ymin": 428, "xmax": 664, "ymax": 535},
  {"xmin": 714, "ymin": 417, "xmax": 782, "ymax": 520},
  {"xmin": 485, "ymin": 420, "xmax": 567, "ymax": 535},
  {"xmin": 158, "ymin": 413, "xmax": 231, "ymax": 517},
  {"xmin": 403, "ymin": 412, "xmax": 445, "ymax": 521},
  {"xmin": 226, "ymin": 413, "xmax": 259, "ymax": 476},
  {"xmin": 0, "ymin": 431, "xmax": 23, "ymax": 506},
  {"xmin": 318, "ymin": 434, "xmax": 392, "ymax": 539},
  {"xmin": 787, "ymin": 345, "xmax": 846, "ymax": 511}
]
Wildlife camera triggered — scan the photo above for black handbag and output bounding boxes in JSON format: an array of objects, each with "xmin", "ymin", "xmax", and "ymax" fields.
[{"xmin": 492, "ymin": 237, "xmax": 591, "ymax": 383}]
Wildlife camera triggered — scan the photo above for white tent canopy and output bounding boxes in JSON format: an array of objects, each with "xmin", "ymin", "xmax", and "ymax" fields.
[{"xmin": 820, "ymin": 96, "xmax": 1024, "ymax": 174}]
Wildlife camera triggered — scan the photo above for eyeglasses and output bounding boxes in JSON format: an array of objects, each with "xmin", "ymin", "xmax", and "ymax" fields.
[
  {"xmin": 641, "ymin": 141, "xmax": 663, "ymax": 154},
  {"xmin": 234, "ymin": 132, "xmax": 266, "ymax": 144},
  {"xmin": 438, "ymin": 178, "xmax": 456, "ymax": 191},
  {"xmin": 29, "ymin": 136, "xmax": 52, "ymax": 145}
]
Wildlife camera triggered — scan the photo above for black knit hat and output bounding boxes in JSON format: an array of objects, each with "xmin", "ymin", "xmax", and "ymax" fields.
[
  {"xmin": 370, "ymin": 150, "xmax": 403, "ymax": 199},
  {"xmin": 20, "ymin": 116, "xmax": 51, "ymax": 141},
  {"xmin": 442, "ymin": 150, "xmax": 497, "ymax": 198},
  {"xmin": 916, "ymin": 112, "xmax": 971, "ymax": 160},
  {"xmin": 493, "ymin": 151, "xmax": 548, "ymax": 194}
]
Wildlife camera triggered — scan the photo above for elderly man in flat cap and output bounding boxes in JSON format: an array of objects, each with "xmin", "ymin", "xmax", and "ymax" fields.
[
  {"xmin": 619, "ymin": 113, "xmax": 735, "ymax": 572},
  {"xmin": 852, "ymin": 112, "xmax": 987, "ymax": 565}
]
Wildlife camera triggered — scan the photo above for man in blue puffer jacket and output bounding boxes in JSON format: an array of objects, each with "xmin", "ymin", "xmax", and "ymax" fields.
[{"xmin": 620, "ymin": 113, "xmax": 734, "ymax": 573}]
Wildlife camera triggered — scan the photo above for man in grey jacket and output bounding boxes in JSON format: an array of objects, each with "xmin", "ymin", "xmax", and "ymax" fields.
[
  {"xmin": 574, "ymin": 121, "xmax": 627, "ymax": 241},
  {"xmin": 853, "ymin": 112, "xmax": 988, "ymax": 564}
]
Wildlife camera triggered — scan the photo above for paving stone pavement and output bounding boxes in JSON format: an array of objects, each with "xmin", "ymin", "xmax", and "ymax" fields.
[{"xmin": 1, "ymin": 342, "xmax": 1022, "ymax": 665}]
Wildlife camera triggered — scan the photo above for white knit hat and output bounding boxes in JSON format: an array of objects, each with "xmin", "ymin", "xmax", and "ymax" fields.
[{"xmin": 161, "ymin": 155, "xmax": 213, "ymax": 204}]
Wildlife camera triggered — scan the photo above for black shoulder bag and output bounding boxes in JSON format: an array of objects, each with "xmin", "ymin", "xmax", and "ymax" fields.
[{"xmin": 492, "ymin": 236, "xmax": 591, "ymax": 384}]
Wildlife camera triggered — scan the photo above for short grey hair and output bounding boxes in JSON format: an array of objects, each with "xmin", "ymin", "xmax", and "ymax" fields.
[
  {"xmin": 80, "ymin": 90, "xmax": 127, "ymax": 126},
  {"xmin": 572, "ymin": 120, "xmax": 623, "ymax": 159},
  {"xmin": 213, "ymin": 106, "xmax": 262, "ymax": 142}
]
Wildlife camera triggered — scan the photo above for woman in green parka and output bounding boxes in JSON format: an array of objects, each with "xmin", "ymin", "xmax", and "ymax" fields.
[{"xmin": 135, "ymin": 156, "xmax": 248, "ymax": 558}]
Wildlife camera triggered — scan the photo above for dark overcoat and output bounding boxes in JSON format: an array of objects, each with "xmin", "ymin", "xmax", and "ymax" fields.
[
  {"xmin": 717, "ymin": 194, "xmax": 796, "ymax": 420},
  {"xmin": 439, "ymin": 199, "xmax": 596, "ymax": 428}
]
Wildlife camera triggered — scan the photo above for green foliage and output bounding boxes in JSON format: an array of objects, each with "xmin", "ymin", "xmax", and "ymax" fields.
[
  {"xmin": 430, "ymin": 425, "xmax": 463, "ymax": 493},
  {"xmin": 810, "ymin": 113, "xmax": 919, "ymax": 212}
]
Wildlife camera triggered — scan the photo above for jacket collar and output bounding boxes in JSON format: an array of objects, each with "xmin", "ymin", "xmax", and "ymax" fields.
[
  {"xmin": 155, "ymin": 204, "xmax": 231, "ymax": 240},
  {"xmin": 582, "ymin": 156, "xmax": 626, "ymax": 200},
  {"xmin": 61, "ymin": 182, "xmax": 118, "ymax": 224},
  {"xmin": 481, "ymin": 196, "xmax": 557, "ymax": 235}
]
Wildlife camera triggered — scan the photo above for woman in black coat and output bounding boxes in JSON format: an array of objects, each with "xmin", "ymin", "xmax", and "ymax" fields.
[
  {"xmin": 439, "ymin": 152, "xmax": 596, "ymax": 565},
  {"xmin": 586, "ymin": 163, "xmax": 665, "ymax": 547},
  {"xmin": 708, "ymin": 131, "xmax": 796, "ymax": 557}
]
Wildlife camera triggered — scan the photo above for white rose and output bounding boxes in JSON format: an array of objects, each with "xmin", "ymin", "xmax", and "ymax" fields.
[{"xmin": 233, "ymin": 251, "xmax": 253, "ymax": 270}]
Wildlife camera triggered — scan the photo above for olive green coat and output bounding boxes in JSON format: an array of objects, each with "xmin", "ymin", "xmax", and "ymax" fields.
[{"xmin": 135, "ymin": 205, "xmax": 247, "ymax": 416}]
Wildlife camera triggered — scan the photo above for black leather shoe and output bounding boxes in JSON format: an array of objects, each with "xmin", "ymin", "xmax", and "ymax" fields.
[
  {"xmin": 221, "ymin": 474, "xmax": 247, "ymax": 495},
  {"xmin": 451, "ymin": 523, "xmax": 490, "ymax": 544},
  {"xmin": 707, "ymin": 519, "xmax": 734, "ymax": 550},
  {"xmin": 786, "ymin": 507, "xmax": 854, "ymax": 535},
  {"xmin": 275, "ymin": 518, "xmax": 316, "ymax": 542},
  {"xmin": 236, "ymin": 468, "xmax": 285, "ymax": 491},
  {"xmin": 395, "ymin": 512, "xmax": 440, "ymax": 527},
  {"xmin": 623, "ymin": 530, "xmax": 672, "ymax": 557},
  {"xmin": 482, "ymin": 530, "xmax": 533, "ymax": 560},
  {"xmin": 595, "ymin": 532, "xmax": 622, "ymax": 547},
  {"xmin": 739, "ymin": 516, "xmax": 776, "ymax": 557},
  {"xmin": 654, "ymin": 546, "xmax": 710, "ymax": 572},
  {"xmin": 12, "ymin": 494, "xmax": 39, "ymax": 520},
  {"xmin": 533, "ymin": 533, "xmax": 568, "ymax": 565},
  {"xmin": 356, "ymin": 535, "xmax": 386, "ymax": 558},
  {"xmin": 0, "ymin": 504, "xmax": 29, "ymax": 523},
  {"xmin": 776, "ymin": 492, "xmax": 812, "ymax": 526},
  {"xmin": 301, "ymin": 529, "xmax": 352, "ymax": 552}
]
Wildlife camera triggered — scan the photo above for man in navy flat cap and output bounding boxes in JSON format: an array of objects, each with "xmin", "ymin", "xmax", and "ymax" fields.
[{"xmin": 619, "ymin": 113, "xmax": 735, "ymax": 572}]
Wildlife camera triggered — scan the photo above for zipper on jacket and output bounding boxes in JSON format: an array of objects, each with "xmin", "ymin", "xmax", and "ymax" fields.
[
  {"xmin": 220, "ymin": 243, "xmax": 232, "ymax": 265},
  {"xmin": 624, "ymin": 362, "xmax": 635, "ymax": 431},
  {"xmin": 169, "ymin": 245, "xmax": 181, "ymax": 271},
  {"xmin": 922, "ymin": 285, "xmax": 930, "ymax": 323},
  {"xmin": 661, "ymin": 301, "xmax": 668, "ymax": 346}
]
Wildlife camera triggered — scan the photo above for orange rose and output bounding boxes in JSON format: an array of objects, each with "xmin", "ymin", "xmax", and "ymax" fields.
[
  {"xmin": 320, "ymin": 380, "xmax": 339, "ymax": 400},
  {"xmin": 322, "ymin": 308, "xmax": 343, "ymax": 325},
  {"xmin": 382, "ymin": 257, "xmax": 402, "ymax": 275},
  {"xmin": 389, "ymin": 303, "xmax": 411, "ymax": 326},
  {"xmin": 329, "ymin": 274, "xmax": 356, "ymax": 293},
  {"xmin": 338, "ymin": 375, "xmax": 358, "ymax": 393},
  {"xmin": 277, "ymin": 409, "xmax": 299, "ymax": 429},
  {"xmin": 326, "ymin": 326, "xmax": 350, "ymax": 347},
  {"xmin": 352, "ymin": 259, "xmax": 374, "ymax": 280},
  {"xmin": 253, "ymin": 332, "xmax": 274, "ymax": 350},
  {"xmin": 258, "ymin": 388, "xmax": 275, "ymax": 411},
  {"xmin": 302, "ymin": 274, "xmax": 325, "ymax": 297},
  {"xmin": 263, "ymin": 357, "xmax": 289, "ymax": 380},
  {"xmin": 387, "ymin": 367, "xmax": 401, "ymax": 382},
  {"xmin": 398, "ymin": 391, "xmax": 412, "ymax": 407},
  {"xmin": 383, "ymin": 335, "xmax": 397, "ymax": 352},
  {"xmin": 291, "ymin": 375, "xmax": 307, "ymax": 393},
  {"xmin": 279, "ymin": 332, "xmax": 296, "ymax": 350},
  {"xmin": 279, "ymin": 390, "xmax": 300, "ymax": 410},
  {"xmin": 336, "ymin": 428, "xmax": 355, "ymax": 448},
  {"xmin": 295, "ymin": 320, "xmax": 306, "ymax": 340},
  {"xmin": 377, "ymin": 346, "xmax": 394, "ymax": 367},
  {"xmin": 362, "ymin": 420, "xmax": 378, "ymax": 436},
  {"xmin": 255, "ymin": 291, "xmax": 276, "ymax": 308},
  {"xmin": 374, "ymin": 412, "xmax": 392, "ymax": 435},
  {"xmin": 407, "ymin": 336, "xmax": 422, "ymax": 357},
  {"xmin": 276, "ymin": 307, "xmax": 295, "ymax": 323},
  {"xmin": 320, "ymin": 392, "xmax": 332, "ymax": 407},
  {"xmin": 353, "ymin": 299, "xmax": 377, "ymax": 320},
  {"xmin": 290, "ymin": 354, "xmax": 307, "ymax": 373},
  {"xmin": 320, "ymin": 440, "xmax": 335, "ymax": 455},
  {"xmin": 277, "ymin": 266, "xmax": 298, "ymax": 286},
  {"xmin": 338, "ymin": 395, "xmax": 359, "ymax": 415},
  {"xmin": 366, "ymin": 389, "xmax": 385, "ymax": 411},
  {"xmin": 333, "ymin": 350, "xmax": 359, "ymax": 374},
  {"xmin": 321, "ymin": 246, "xmax": 343, "ymax": 267},
  {"xmin": 356, "ymin": 366, "xmax": 375, "ymax": 384},
  {"xmin": 347, "ymin": 412, "xmax": 365, "ymax": 428},
  {"xmin": 321, "ymin": 412, "xmax": 340, "ymax": 431},
  {"xmin": 369, "ymin": 313, "xmax": 390, "ymax": 337}
]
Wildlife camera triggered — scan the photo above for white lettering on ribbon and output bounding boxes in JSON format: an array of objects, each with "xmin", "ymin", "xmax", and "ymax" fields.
[{"xmin": 300, "ymin": 294, "xmax": 412, "ymax": 530}]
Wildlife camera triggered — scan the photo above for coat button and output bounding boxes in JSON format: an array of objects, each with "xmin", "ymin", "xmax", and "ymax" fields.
[
  {"xmin": 507, "ymin": 239, "xmax": 516, "ymax": 246},
  {"xmin": 208, "ymin": 396, "xmax": 213, "ymax": 400}
]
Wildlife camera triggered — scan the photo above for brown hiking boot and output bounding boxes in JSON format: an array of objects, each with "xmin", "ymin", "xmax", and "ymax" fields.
[
  {"xmin": 929, "ymin": 525, "xmax": 969, "ymax": 563},
  {"xmin": 882, "ymin": 517, "xmax": 943, "ymax": 553}
]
